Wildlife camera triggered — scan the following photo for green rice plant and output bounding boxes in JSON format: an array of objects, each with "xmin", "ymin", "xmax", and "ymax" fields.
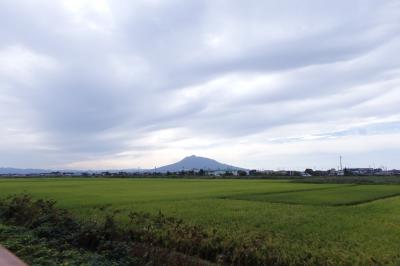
[{"xmin": 0, "ymin": 178, "xmax": 400, "ymax": 265}]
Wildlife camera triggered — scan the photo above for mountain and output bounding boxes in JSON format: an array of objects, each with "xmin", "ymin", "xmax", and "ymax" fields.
[
  {"xmin": 154, "ymin": 155, "xmax": 245, "ymax": 172},
  {"xmin": 0, "ymin": 167, "xmax": 51, "ymax": 175},
  {"xmin": 0, "ymin": 167, "xmax": 138, "ymax": 175},
  {"xmin": 0, "ymin": 156, "xmax": 245, "ymax": 175}
]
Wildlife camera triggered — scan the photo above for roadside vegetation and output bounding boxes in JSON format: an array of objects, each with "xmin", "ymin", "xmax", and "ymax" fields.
[{"xmin": 0, "ymin": 194, "xmax": 289, "ymax": 265}]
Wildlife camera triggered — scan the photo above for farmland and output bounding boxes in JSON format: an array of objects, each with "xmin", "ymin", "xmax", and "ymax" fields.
[{"xmin": 1, "ymin": 178, "xmax": 400, "ymax": 265}]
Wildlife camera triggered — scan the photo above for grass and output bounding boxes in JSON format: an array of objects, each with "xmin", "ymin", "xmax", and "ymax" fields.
[
  {"xmin": 1, "ymin": 178, "xmax": 400, "ymax": 264},
  {"xmin": 0, "ymin": 195, "xmax": 217, "ymax": 265},
  {"xmin": 229, "ymin": 184, "xmax": 400, "ymax": 206},
  {"xmin": 297, "ymin": 175, "xmax": 400, "ymax": 184}
]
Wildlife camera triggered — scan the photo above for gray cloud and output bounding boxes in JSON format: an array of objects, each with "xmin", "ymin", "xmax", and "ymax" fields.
[{"xmin": 1, "ymin": 0, "xmax": 400, "ymax": 169}]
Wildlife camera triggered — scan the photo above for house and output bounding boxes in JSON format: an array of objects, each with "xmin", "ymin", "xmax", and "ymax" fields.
[
  {"xmin": 328, "ymin": 168, "xmax": 337, "ymax": 176},
  {"xmin": 337, "ymin": 170, "xmax": 344, "ymax": 176},
  {"xmin": 345, "ymin": 168, "xmax": 375, "ymax": 175},
  {"xmin": 209, "ymin": 170, "xmax": 228, "ymax": 176},
  {"xmin": 301, "ymin": 172, "xmax": 312, "ymax": 177}
]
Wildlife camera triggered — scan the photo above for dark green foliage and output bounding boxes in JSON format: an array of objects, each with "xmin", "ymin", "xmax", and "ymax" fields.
[
  {"xmin": 0, "ymin": 194, "xmax": 289, "ymax": 266},
  {"xmin": 304, "ymin": 169, "xmax": 314, "ymax": 176},
  {"xmin": 0, "ymin": 224, "xmax": 121, "ymax": 266},
  {"xmin": 237, "ymin": 170, "xmax": 247, "ymax": 176},
  {"xmin": 0, "ymin": 195, "xmax": 137, "ymax": 265}
]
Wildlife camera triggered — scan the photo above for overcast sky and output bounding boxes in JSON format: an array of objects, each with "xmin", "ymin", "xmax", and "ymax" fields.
[{"xmin": 1, "ymin": 0, "xmax": 400, "ymax": 170}]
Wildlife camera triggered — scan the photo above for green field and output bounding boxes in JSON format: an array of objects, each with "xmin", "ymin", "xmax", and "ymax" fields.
[
  {"xmin": 1, "ymin": 178, "xmax": 400, "ymax": 265},
  {"xmin": 228, "ymin": 184, "xmax": 400, "ymax": 206}
]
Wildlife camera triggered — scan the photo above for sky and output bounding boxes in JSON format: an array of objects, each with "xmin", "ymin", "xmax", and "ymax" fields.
[{"xmin": 1, "ymin": 0, "xmax": 400, "ymax": 170}]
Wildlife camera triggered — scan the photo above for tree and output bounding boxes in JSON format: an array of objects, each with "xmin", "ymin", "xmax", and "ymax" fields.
[
  {"xmin": 237, "ymin": 170, "xmax": 247, "ymax": 176},
  {"xmin": 305, "ymin": 169, "xmax": 314, "ymax": 176},
  {"xmin": 249, "ymin": 170, "xmax": 258, "ymax": 176},
  {"xmin": 224, "ymin": 171, "xmax": 234, "ymax": 176}
]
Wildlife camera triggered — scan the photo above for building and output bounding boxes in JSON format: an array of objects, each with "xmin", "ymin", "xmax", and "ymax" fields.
[{"xmin": 345, "ymin": 168, "xmax": 381, "ymax": 175}]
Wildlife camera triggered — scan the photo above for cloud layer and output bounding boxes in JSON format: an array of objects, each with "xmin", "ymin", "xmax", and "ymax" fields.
[{"xmin": 1, "ymin": 0, "xmax": 400, "ymax": 169}]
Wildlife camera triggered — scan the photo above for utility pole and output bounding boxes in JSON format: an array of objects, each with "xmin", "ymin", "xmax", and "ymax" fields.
[{"xmin": 337, "ymin": 155, "xmax": 344, "ymax": 176}]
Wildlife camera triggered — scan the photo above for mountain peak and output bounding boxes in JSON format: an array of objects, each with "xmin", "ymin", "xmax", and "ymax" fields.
[
  {"xmin": 182, "ymin": 155, "xmax": 204, "ymax": 160},
  {"xmin": 155, "ymin": 155, "xmax": 245, "ymax": 172}
]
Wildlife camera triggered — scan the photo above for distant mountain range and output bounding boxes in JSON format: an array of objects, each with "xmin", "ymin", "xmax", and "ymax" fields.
[
  {"xmin": 154, "ymin": 155, "xmax": 245, "ymax": 172},
  {"xmin": 0, "ymin": 155, "xmax": 245, "ymax": 175},
  {"xmin": 0, "ymin": 168, "xmax": 52, "ymax": 175}
]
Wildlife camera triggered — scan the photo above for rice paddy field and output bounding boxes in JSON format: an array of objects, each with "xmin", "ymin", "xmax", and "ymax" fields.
[{"xmin": 1, "ymin": 178, "xmax": 400, "ymax": 265}]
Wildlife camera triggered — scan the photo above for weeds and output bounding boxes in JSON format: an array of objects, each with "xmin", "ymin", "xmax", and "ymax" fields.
[{"xmin": 0, "ymin": 194, "xmax": 289, "ymax": 265}]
